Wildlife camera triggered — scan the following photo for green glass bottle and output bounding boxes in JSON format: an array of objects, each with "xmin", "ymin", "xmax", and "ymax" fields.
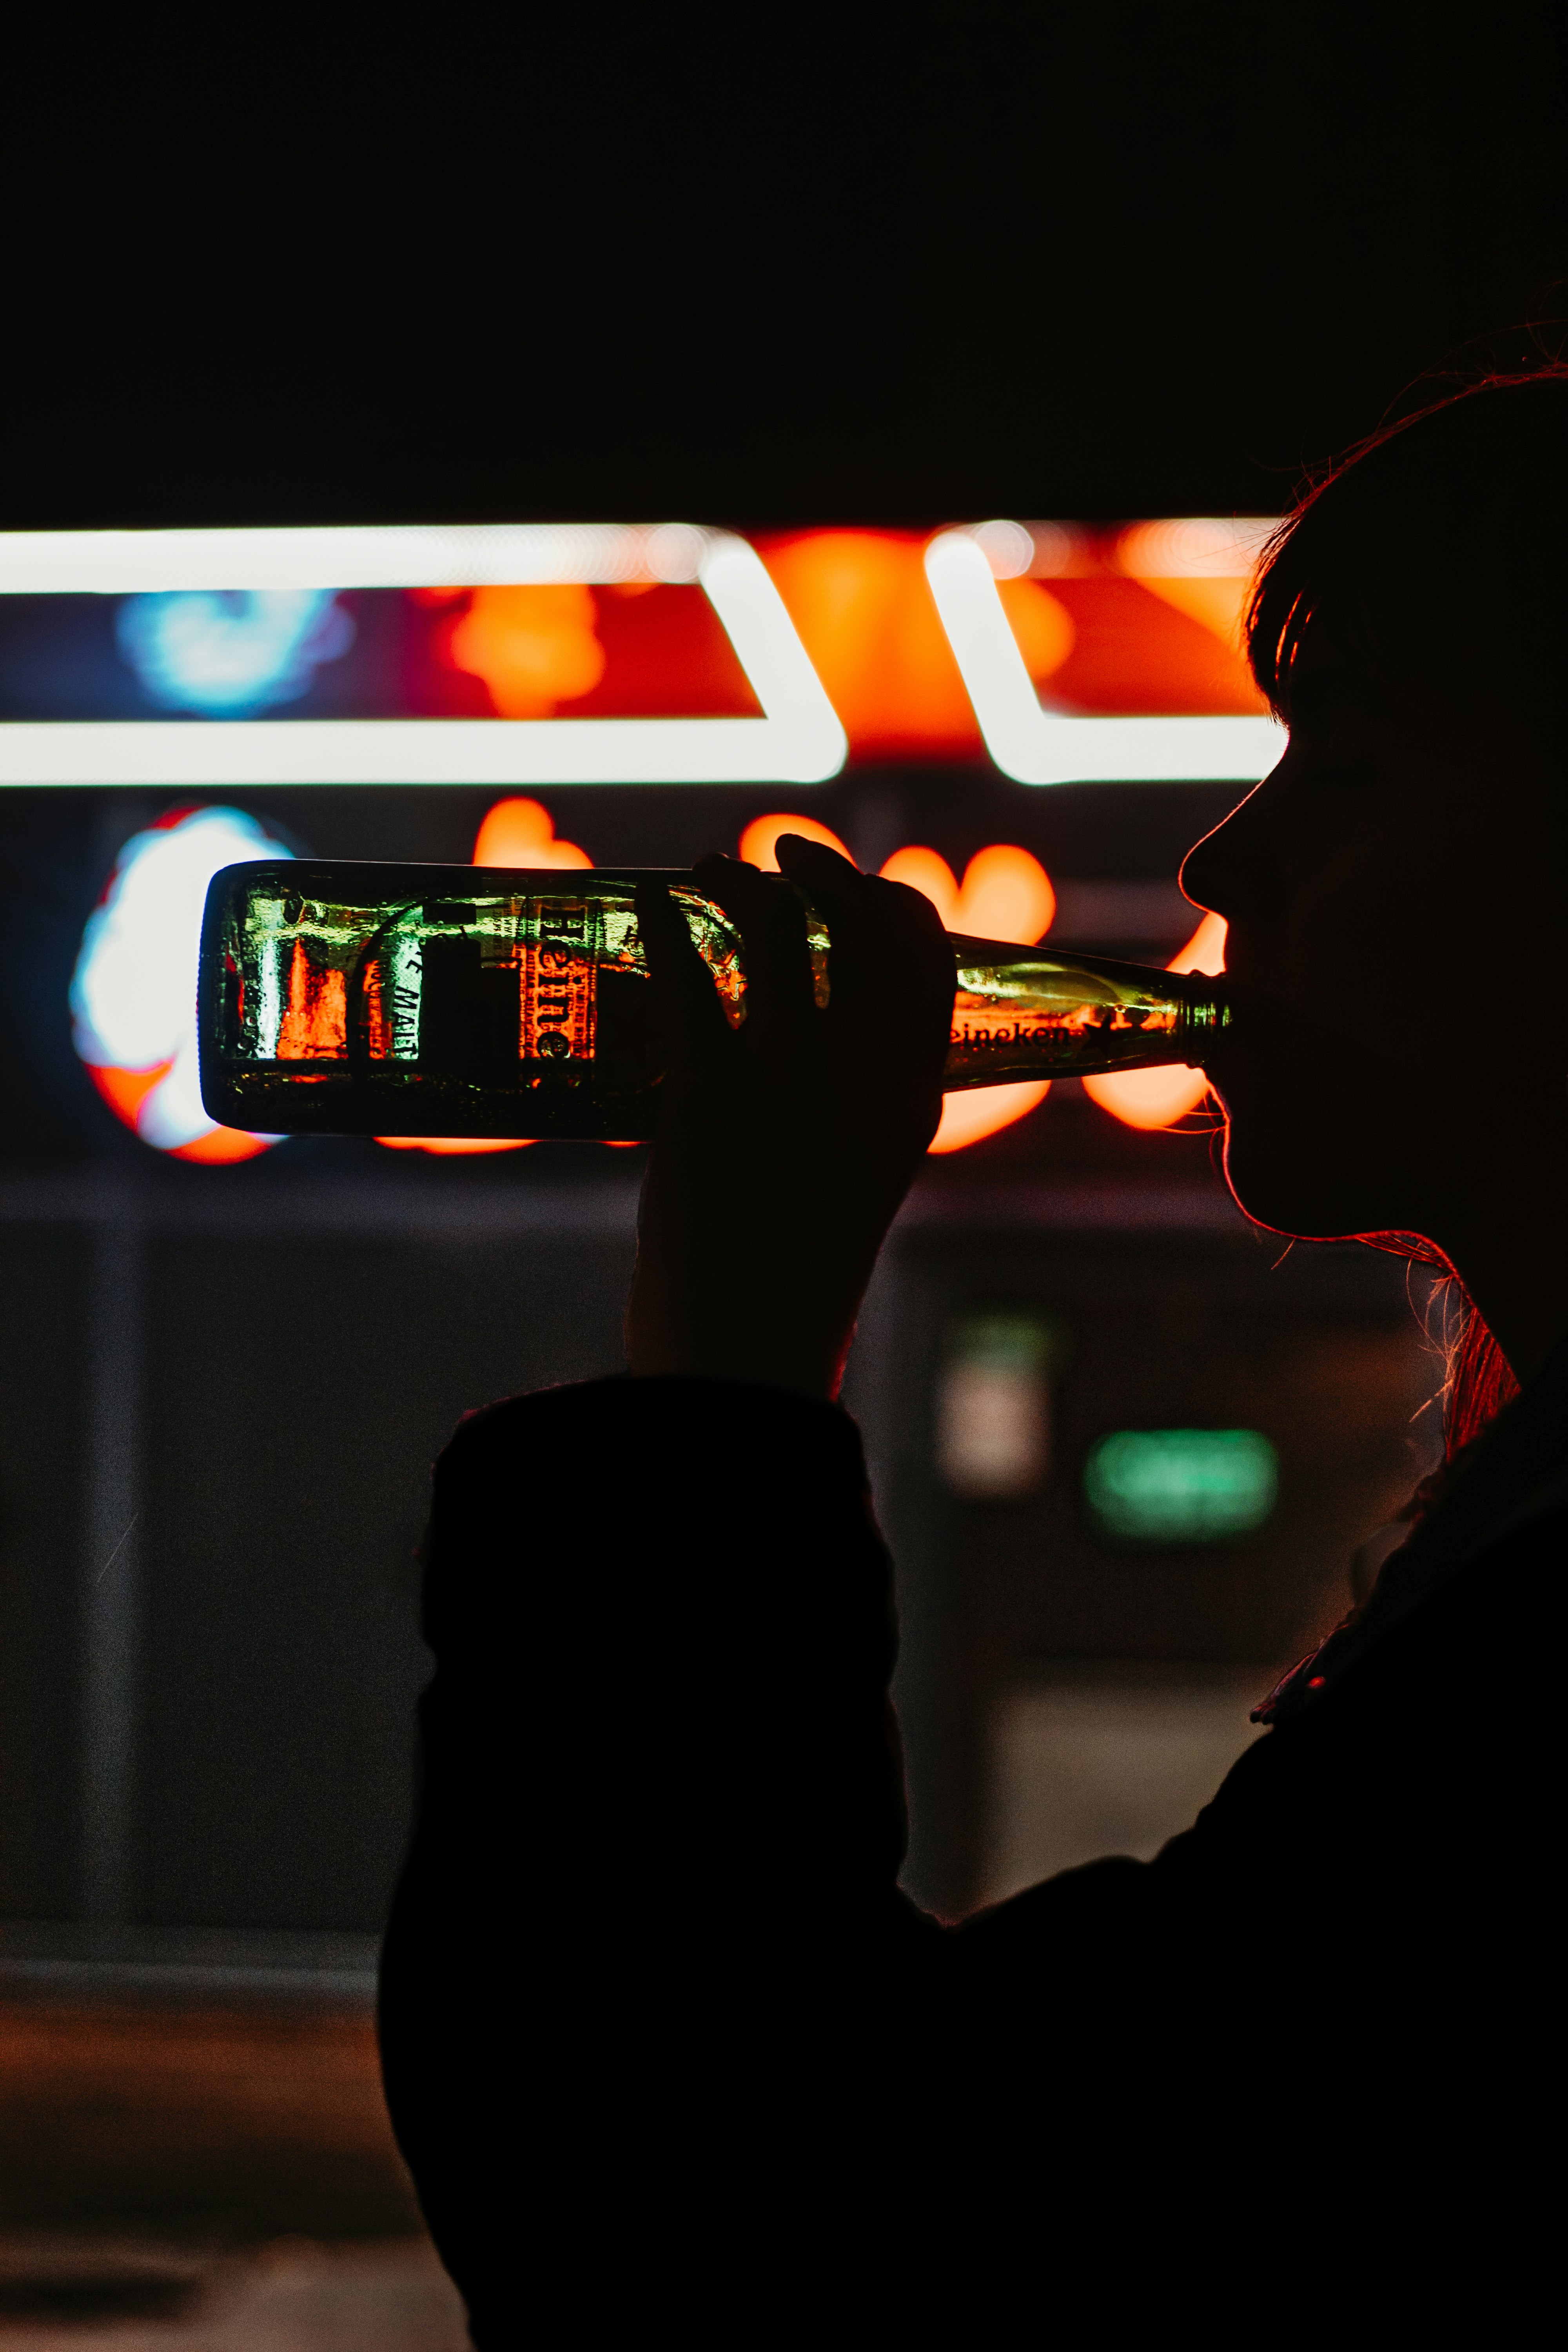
[{"xmin": 198, "ymin": 861, "xmax": 1229, "ymax": 1142}]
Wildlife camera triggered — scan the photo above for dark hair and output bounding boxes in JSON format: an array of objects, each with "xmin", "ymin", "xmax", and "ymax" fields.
[
  {"xmin": 1243, "ymin": 372, "xmax": 1568, "ymax": 1454},
  {"xmin": 1248, "ymin": 365, "xmax": 1568, "ymax": 740}
]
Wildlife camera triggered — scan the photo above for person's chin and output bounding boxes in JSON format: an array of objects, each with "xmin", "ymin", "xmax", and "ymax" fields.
[
  {"xmin": 1210, "ymin": 1065, "xmax": 1382, "ymax": 1241},
  {"xmin": 1219, "ymin": 1123, "xmax": 1364, "ymax": 1238}
]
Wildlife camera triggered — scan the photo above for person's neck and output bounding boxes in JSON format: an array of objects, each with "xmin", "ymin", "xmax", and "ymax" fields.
[{"xmin": 1437, "ymin": 1164, "xmax": 1568, "ymax": 1388}]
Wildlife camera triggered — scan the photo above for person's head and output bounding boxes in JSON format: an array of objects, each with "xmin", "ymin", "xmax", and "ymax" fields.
[{"xmin": 1180, "ymin": 370, "xmax": 1568, "ymax": 1423}]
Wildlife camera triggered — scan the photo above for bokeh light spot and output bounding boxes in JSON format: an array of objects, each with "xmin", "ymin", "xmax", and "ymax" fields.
[
  {"xmin": 472, "ymin": 797, "xmax": 591, "ymax": 868},
  {"xmin": 738, "ymin": 813, "xmax": 854, "ymax": 869},
  {"xmin": 1082, "ymin": 910, "xmax": 1227, "ymax": 1130},
  {"xmin": 71, "ymin": 804, "xmax": 292, "ymax": 1160},
  {"xmin": 929, "ymin": 1080, "xmax": 1052, "ymax": 1155}
]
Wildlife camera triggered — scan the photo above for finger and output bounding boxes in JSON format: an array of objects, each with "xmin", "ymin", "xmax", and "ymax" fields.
[
  {"xmin": 773, "ymin": 833, "xmax": 860, "ymax": 883},
  {"xmin": 635, "ymin": 879, "xmax": 733, "ymax": 1080},
  {"xmin": 691, "ymin": 853, "xmax": 818, "ymax": 1058},
  {"xmin": 777, "ymin": 837, "xmax": 954, "ymax": 1049}
]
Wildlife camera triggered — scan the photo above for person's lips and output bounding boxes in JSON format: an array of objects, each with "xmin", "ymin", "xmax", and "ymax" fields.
[{"xmin": 1199, "ymin": 978, "xmax": 1306, "ymax": 1093}]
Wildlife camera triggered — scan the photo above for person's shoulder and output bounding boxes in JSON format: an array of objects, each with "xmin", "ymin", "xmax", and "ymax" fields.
[
  {"xmin": 429, "ymin": 1377, "xmax": 625, "ymax": 1497},
  {"xmin": 434, "ymin": 1372, "xmax": 864, "ymax": 1493},
  {"xmin": 444, "ymin": 1375, "xmax": 624, "ymax": 1445}
]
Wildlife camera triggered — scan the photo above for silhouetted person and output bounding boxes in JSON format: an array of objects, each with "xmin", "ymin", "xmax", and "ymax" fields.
[{"xmin": 380, "ymin": 373, "xmax": 1568, "ymax": 2343}]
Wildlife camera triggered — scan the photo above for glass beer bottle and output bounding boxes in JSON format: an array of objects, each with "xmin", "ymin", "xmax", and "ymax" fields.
[{"xmin": 198, "ymin": 860, "xmax": 1229, "ymax": 1143}]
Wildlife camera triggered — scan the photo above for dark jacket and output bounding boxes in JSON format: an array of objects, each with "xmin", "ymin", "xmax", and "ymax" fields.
[{"xmin": 379, "ymin": 1350, "xmax": 1564, "ymax": 2341}]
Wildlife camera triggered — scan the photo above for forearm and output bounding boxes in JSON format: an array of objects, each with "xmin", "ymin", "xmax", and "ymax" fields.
[{"xmin": 384, "ymin": 1377, "xmax": 913, "ymax": 2035}]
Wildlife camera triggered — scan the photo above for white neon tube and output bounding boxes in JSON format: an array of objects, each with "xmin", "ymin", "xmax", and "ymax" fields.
[
  {"xmin": 0, "ymin": 713, "xmax": 845, "ymax": 788},
  {"xmin": 697, "ymin": 535, "xmax": 847, "ymax": 782},
  {"xmin": 0, "ymin": 522, "xmax": 700, "ymax": 593},
  {"xmin": 924, "ymin": 530, "xmax": 1284, "ymax": 786},
  {"xmin": 0, "ymin": 525, "xmax": 846, "ymax": 787}
]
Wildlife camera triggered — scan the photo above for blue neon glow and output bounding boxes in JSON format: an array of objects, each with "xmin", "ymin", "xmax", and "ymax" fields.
[
  {"xmin": 115, "ymin": 588, "xmax": 355, "ymax": 715},
  {"xmin": 72, "ymin": 804, "xmax": 293, "ymax": 1151}
]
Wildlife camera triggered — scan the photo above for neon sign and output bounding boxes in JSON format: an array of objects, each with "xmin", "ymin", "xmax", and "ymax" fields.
[
  {"xmin": 923, "ymin": 525, "xmax": 1281, "ymax": 784},
  {"xmin": 0, "ymin": 526, "xmax": 845, "ymax": 787},
  {"xmin": 0, "ymin": 519, "xmax": 1283, "ymax": 788}
]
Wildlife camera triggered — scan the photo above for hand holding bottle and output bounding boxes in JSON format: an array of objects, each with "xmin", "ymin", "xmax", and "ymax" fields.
[{"xmin": 624, "ymin": 837, "xmax": 955, "ymax": 1401}]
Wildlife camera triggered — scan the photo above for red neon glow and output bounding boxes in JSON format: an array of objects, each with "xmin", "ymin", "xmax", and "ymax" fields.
[
  {"xmin": 472, "ymin": 797, "xmax": 591, "ymax": 869},
  {"xmin": 88, "ymin": 1059, "xmax": 174, "ymax": 1126},
  {"xmin": 89, "ymin": 1066, "xmax": 272, "ymax": 1165},
  {"xmin": 1112, "ymin": 521, "xmax": 1273, "ymax": 682},
  {"xmin": 759, "ymin": 532, "xmax": 1074, "ymax": 759},
  {"xmin": 1127, "ymin": 568, "xmax": 1253, "ymax": 652},
  {"xmin": 1081, "ymin": 911, "xmax": 1227, "ymax": 1130},
  {"xmin": 169, "ymin": 1125, "xmax": 274, "ymax": 1165},
  {"xmin": 416, "ymin": 583, "xmax": 760, "ymax": 722}
]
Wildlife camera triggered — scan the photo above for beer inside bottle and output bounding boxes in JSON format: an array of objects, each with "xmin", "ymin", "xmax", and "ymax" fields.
[{"xmin": 198, "ymin": 861, "xmax": 1229, "ymax": 1142}]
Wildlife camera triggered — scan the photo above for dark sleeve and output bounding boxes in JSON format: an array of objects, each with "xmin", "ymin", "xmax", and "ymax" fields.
[
  {"xmin": 379, "ymin": 1374, "xmax": 1536, "ymax": 2330},
  {"xmin": 377, "ymin": 1374, "xmax": 920, "ymax": 2334}
]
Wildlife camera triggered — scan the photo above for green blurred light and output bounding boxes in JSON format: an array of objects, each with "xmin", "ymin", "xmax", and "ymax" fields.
[
  {"xmin": 1083, "ymin": 1428, "xmax": 1279, "ymax": 1544},
  {"xmin": 948, "ymin": 1313, "xmax": 1064, "ymax": 1376}
]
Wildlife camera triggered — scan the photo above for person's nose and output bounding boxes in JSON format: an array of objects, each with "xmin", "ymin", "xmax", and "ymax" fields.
[{"xmin": 1179, "ymin": 765, "xmax": 1286, "ymax": 926}]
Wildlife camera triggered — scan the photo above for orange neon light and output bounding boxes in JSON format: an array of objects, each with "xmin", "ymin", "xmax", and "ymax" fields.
[
  {"xmin": 877, "ymin": 841, "xmax": 1056, "ymax": 1152},
  {"xmin": 1081, "ymin": 910, "xmax": 1227, "ymax": 1130},
  {"xmin": 445, "ymin": 584, "xmax": 608, "ymax": 716},
  {"xmin": 879, "ymin": 842, "xmax": 1054, "ymax": 943},
  {"xmin": 472, "ymin": 797, "xmax": 591, "ymax": 869},
  {"xmin": 876, "ymin": 844, "xmax": 959, "ymax": 920},
  {"xmin": 759, "ymin": 532, "xmax": 1074, "ymax": 759},
  {"xmin": 388, "ymin": 522, "xmax": 1273, "ymax": 743},
  {"xmin": 737, "ymin": 813, "xmax": 853, "ymax": 869},
  {"xmin": 739, "ymin": 821, "xmax": 1062, "ymax": 1154},
  {"xmin": 376, "ymin": 1134, "xmax": 534, "ymax": 1155},
  {"xmin": 929, "ymin": 1080, "xmax": 1051, "ymax": 1156}
]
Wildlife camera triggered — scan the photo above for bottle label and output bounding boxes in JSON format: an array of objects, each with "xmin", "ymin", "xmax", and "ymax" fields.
[
  {"xmin": 520, "ymin": 899, "xmax": 597, "ymax": 1062},
  {"xmin": 948, "ymin": 1007, "xmax": 1179, "ymax": 1051}
]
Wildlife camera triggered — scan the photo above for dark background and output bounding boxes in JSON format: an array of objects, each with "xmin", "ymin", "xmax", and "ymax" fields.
[{"xmin": 3, "ymin": 7, "xmax": 1565, "ymax": 533}]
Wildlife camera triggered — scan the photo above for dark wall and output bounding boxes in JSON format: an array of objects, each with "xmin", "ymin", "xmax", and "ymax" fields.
[
  {"xmin": 853, "ymin": 1222, "xmax": 1439, "ymax": 1917},
  {"xmin": 138, "ymin": 1225, "xmax": 634, "ymax": 1931},
  {"xmin": 0, "ymin": 1226, "xmax": 89, "ymax": 1917},
  {"xmin": 0, "ymin": 1192, "xmax": 637, "ymax": 1936},
  {"xmin": 5, "ymin": 16, "xmax": 1564, "ymax": 529},
  {"xmin": 0, "ymin": 1155, "xmax": 1443, "ymax": 1936}
]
